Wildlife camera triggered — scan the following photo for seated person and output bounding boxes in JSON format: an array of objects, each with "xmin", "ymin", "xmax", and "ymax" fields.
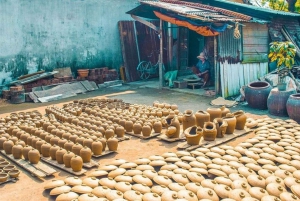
[{"xmin": 191, "ymin": 52, "xmax": 210, "ymax": 87}]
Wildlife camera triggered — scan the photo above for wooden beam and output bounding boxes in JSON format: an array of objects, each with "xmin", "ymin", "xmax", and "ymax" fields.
[{"xmin": 131, "ymin": 14, "xmax": 160, "ymax": 32}]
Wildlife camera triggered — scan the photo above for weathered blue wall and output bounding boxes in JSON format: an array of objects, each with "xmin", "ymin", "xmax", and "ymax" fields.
[{"xmin": 0, "ymin": 0, "xmax": 137, "ymax": 85}]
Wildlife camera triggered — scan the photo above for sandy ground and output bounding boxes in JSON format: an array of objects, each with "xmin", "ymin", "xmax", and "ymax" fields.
[{"xmin": 0, "ymin": 85, "xmax": 279, "ymax": 201}]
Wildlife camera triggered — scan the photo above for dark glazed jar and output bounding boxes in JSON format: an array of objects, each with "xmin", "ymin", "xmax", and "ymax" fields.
[
  {"xmin": 286, "ymin": 93, "xmax": 300, "ymax": 123},
  {"xmin": 245, "ymin": 81, "xmax": 272, "ymax": 110}
]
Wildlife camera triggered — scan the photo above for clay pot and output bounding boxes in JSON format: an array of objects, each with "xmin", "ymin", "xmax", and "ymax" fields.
[
  {"xmin": 70, "ymin": 155, "xmax": 83, "ymax": 172},
  {"xmin": 233, "ymin": 110, "xmax": 247, "ymax": 130},
  {"xmin": 98, "ymin": 138, "xmax": 107, "ymax": 151},
  {"xmin": 16, "ymin": 140, "xmax": 26, "ymax": 148},
  {"xmin": 104, "ymin": 128, "xmax": 114, "ymax": 140},
  {"xmin": 22, "ymin": 145, "xmax": 32, "ymax": 160},
  {"xmin": 203, "ymin": 122, "xmax": 217, "ymax": 141},
  {"xmin": 63, "ymin": 151, "xmax": 75, "ymax": 168},
  {"xmin": 133, "ymin": 123, "xmax": 142, "ymax": 135},
  {"xmin": 213, "ymin": 118, "xmax": 228, "ymax": 138},
  {"xmin": 107, "ymin": 137, "xmax": 118, "ymax": 151},
  {"xmin": 184, "ymin": 126, "xmax": 203, "ymax": 145},
  {"xmin": 91, "ymin": 140, "xmax": 103, "ymax": 155},
  {"xmin": 80, "ymin": 146, "xmax": 92, "ymax": 163},
  {"xmin": 153, "ymin": 121, "xmax": 162, "ymax": 133},
  {"xmin": 36, "ymin": 140, "xmax": 45, "ymax": 153},
  {"xmin": 12, "ymin": 144, "xmax": 23, "ymax": 159},
  {"xmin": 77, "ymin": 69, "xmax": 89, "ymax": 78},
  {"xmin": 142, "ymin": 125, "xmax": 152, "ymax": 137},
  {"xmin": 0, "ymin": 136, "xmax": 7, "ymax": 150},
  {"xmin": 64, "ymin": 140, "xmax": 75, "ymax": 152},
  {"xmin": 3, "ymin": 140, "xmax": 14, "ymax": 155},
  {"xmin": 49, "ymin": 145, "xmax": 60, "ymax": 160},
  {"xmin": 56, "ymin": 148, "xmax": 67, "ymax": 164},
  {"xmin": 83, "ymin": 138, "xmax": 93, "ymax": 149},
  {"xmin": 28, "ymin": 148, "xmax": 40, "ymax": 164},
  {"xmin": 0, "ymin": 173, "xmax": 8, "ymax": 182},
  {"xmin": 167, "ymin": 117, "xmax": 181, "ymax": 138},
  {"xmin": 41, "ymin": 143, "xmax": 52, "ymax": 157},
  {"xmin": 115, "ymin": 126, "xmax": 125, "ymax": 138},
  {"xmin": 195, "ymin": 110, "xmax": 210, "ymax": 128},
  {"xmin": 182, "ymin": 110, "xmax": 196, "ymax": 131},
  {"xmin": 223, "ymin": 113, "xmax": 237, "ymax": 134},
  {"xmin": 207, "ymin": 107, "xmax": 222, "ymax": 121},
  {"xmin": 220, "ymin": 106, "xmax": 230, "ymax": 117},
  {"xmin": 125, "ymin": 120, "xmax": 133, "ymax": 132}
]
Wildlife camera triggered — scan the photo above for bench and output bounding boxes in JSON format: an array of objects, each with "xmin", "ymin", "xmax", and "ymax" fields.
[
  {"xmin": 173, "ymin": 81, "xmax": 187, "ymax": 89},
  {"xmin": 187, "ymin": 82, "xmax": 202, "ymax": 90}
]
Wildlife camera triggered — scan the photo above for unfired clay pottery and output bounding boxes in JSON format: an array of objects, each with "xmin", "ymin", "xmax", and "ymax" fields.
[
  {"xmin": 223, "ymin": 113, "xmax": 237, "ymax": 134},
  {"xmin": 91, "ymin": 140, "xmax": 103, "ymax": 156},
  {"xmin": 70, "ymin": 155, "xmax": 83, "ymax": 172},
  {"xmin": 233, "ymin": 110, "xmax": 247, "ymax": 130},
  {"xmin": 182, "ymin": 110, "xmax": 196, "ymax": 131},
  {"xmin": 56, "ymin": 192, "xmax": 79, "ymax": 201},
  {"xmin": 214, "ymin": 118, "xmax": 228, "ymax": 138},
  {"xmin": 184, "ymin": 126, "xmax": 203, "ymax": 145},
  {"xmin": 195, "ymin": 110, "xmax": 210, "ymax": 128},
  {"xmin": 220, "ymin": 106, "xmax": 230, "ymax": 117},
  {"xmin": 115, "ymin": 126, "xmax": 125, "ymax": 138},
  {"xmin": 133, "ymin": 123, "xmax": 142, "ymax": 135},
  {"xmin": 3, "ymin": 140, "xmax": 14, "ymax": 154},
  {"xmin": 107, "ymin": 137, "xmax": 118, "ymax": 151},
  {"xmin": 207, "ymin": 107, "xmax": 222, "ymax": 121},
  {"xmin": 49, "ymin": 145, "xmax": 60, "ymax": 160},
  {"xmin": 28, "ymin": 148, "xmax": 40, "ymax": 164},
  {"xmin": 153, "ymin": 121, "xmax": 162, "ymax": 133},
  {"xmin": 124, "ymin": 120, "xmax": 133, "ymax": 132},
  {"xmin": 12, "ymin": 144, "xmax": 23, "ymax": 159},
  {"xmin": 63, "ymin": 151, "xmax": 75, "ymax": 168},
  {"xmin": 203, "ymin": 122, "xmax": 217, "ymax": 141},
  {"xmin": 105, "ymin": 128, "xmax": 115, "ymax": 139},
  {"xmin": 142, "ymin": 125, "xmax": 152, "ymax": 137},
  {"xmin": 80, "ymin": 146, "xmax": 92, "ymax": 163}
]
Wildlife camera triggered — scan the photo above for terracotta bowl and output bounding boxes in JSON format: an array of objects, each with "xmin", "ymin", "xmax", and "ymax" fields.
[
  {"xmin": 8, "ymin": 169, "xmax": 20, "ymax": 178},
  {"xmin": 3, "ymin": 165, "xmax": 15, "ymax": 173},
  {"xmin": 0, "ymin": 173, "xmax": 8, "ymax": 182},
  {"xmin": 0, "ymin": 162, "xmax": 10, "ymax": 169}
]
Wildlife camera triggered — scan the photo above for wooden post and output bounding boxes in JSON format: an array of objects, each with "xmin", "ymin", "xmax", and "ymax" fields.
[
  {"xmin": 159, "ymin": 19, "xmax": 164, "ymax": 89},
  {"xmin": 214, "ymin": 36, "xmax": 219, "ymax": 97}
]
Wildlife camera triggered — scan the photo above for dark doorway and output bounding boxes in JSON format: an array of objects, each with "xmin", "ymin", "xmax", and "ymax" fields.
[{"xmin": 188, "ymin": 30, "xmax": 204, "ymax": 66}]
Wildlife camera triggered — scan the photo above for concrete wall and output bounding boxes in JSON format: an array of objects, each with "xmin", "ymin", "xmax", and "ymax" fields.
[{"xmin": 0, "ymin": 0, "xmax": 137, "ymax": 85}]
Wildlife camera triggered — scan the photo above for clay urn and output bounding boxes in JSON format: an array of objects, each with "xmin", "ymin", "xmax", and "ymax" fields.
[
  {"xmin": 207, "ymin": 107, "xmax": 222, "ymax": 122},
  {"xmin": 63, "ymin": 151, "xmax": 75, "ymax": 168},
  {"xmin": 49, "ymin": 145, "xmax": 60, "ymax": 160},
  {"xmin": 36, "ymin": 140, "xmax": 45, "ymax": 153},
  {"xmin": 16, "ymin": 139, "xmax": 26, "ymax": 148},
  {"xmin": 105, "ymin": 128, "xmax": 115, "ymax": 139},
  {"xmin": 223, "ymin": 113, "xmax": 237, "ymax": 134},
  {"xmin": 124, "ymin": 120, "xmax": 133, "ymax": 132},
  {"xmin": 0, "ymin": 173, "xmax": 8, "ymax": 183},
  {"xmin": 12, "ymin": 144, "xmax": 23, "ymax": 159},
  {"xmin": 0, "ymin": 136, "xmax": 7, "ymax": 150},
  {"xmin": 45, "ymin": 134, "xmax": 54, "ymax": 143},
  {"xmin": 3, "ymin": 139, "xmax": 14, "ymax": 155},
  {"xmin": 107, "ymin": 137, "xmax": 118, "ymax": 151},
  {"xmin": 213, "ymin": 118, "xmax": 228, "ymax": 138},
  {"xmin": 233, "ymin": 110, "xmax": 247, "ymax": 130},
  {"xmin": 56, "ymin": 148, "xmax": 67, "ymax": 164},
  {"xmin": 182, "ymin": 110, "xmax": 196, "ymax": 131},
  {"xmin": 80, "ymin": 146, "xmax": 92, "ymax": 163},
  {"xmin": 133, "ymin": 122, "xmax": 142, "ymax": 135},
  {"xmin": 184, "ymin": 126, "xmax": 203, "ymax": 145},
  {"xmin": 70, "ymin": 155, "xmax": 83, "ymax": 172},
  {"xmin": 203, "ymin": 122, "xmax": 217, "ymax": 141},
  {"xmin": 83, "ymin": 138, "xmax": 93, "ymax": 149},
  {"xmin": 91, "ymin": 140, "xmax": 103, "ymax": 155},
  {"xmin": 41, "ymin": 143, "xmax": 52, "ymax": 157},
  {"xmin": 64, "ymin": 140, "xmax": 75, "ymax": 152},
  {"xmin": 28, "ymin": 148, "xmax": 40, "ymax": 164},
  {"xmin": 98, "ymin": 138, "xmax": 107, "ymax": 151},
  {"xmin": 22, "ymin": 145, "xmax": 32, "ymax": 160},
  {"xmin": 71, "ymin": 143, "xmax": 83, "ymax": 156},
  {"xmin": 153, "ymin": 121, "xmax": 162, "ymax": 133},
  {"xmin": 115, "ymin": 126, "xmax": 125, "ymax": 138},
  {"xmin": 220, "ymin": 106, "xmax": 230, "ymax": 117},
  {"xmin": 142, "ymin": 125, "xmax": 152, "ymax": 137},
  {"xmin": 195, "ymin": 110, "xmax": 210, "ymax": 128},
  {"xmin": 58, "ymin": 138, "xmax": 68, "ymax": 148}
]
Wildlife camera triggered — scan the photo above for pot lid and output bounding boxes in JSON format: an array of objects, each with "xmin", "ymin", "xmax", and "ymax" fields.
[
  {"xmin": 228, "ymin": 161, "xmax": 244, "ymax": 169},
  {"xmin": 99, "ymin": 177, "xmax": 116, "ymax": 189},
  {"xmin": 258, "ymin": 169, "xmax": 274, "ymax": 179},
  {"xmin": 280, "ymin": 192, "xmax": 300, "ymax": 201},
  {"xmin": 222, "ymin": 155, "xmax": 239, "ymax": 162},
  {"xmin": 185, "ymin": 182, "xmax": 202, "ymax": 194},
  {"xmin": 158, "ymin": 170, "xmax": 175, "ymax": 178},
  {"xmin": 285, "ymin": 149, "xmax": 299, "ymax": 156},
  {"xmin": 189, "ymin": 167, "xmax": 208, "ymax": 175},
  {"xmin": 105, "ymin": 190, "xmax": 124, "ymax": 201},
  {"xmin": 44, "ymin": 179, "xmax": 66, "ymax": 189},
  {"xmin": 87, "ymin": 170, "xmax": 108, "ymax": 178},
  {"xmin": 214, "ymin": 176, "xmax": 232, "ymax": 186},
  {"xmin": 119, "ymin": 162, "xmax": 138, "ymax": 169},
  {"xmin": 245, "ymin": 163, "xmax": 262, "ymax": 172},
  {"xmin": 108, "ymin": 168, "xmax": 126, "ymax": 179},
  {"xmin": 291, "ymin": 160, "xmax": 300, "ymax": 170},
  {"xmin": 124, "ymin": 169, "xmax": 142, "ymax": 177},
  {"xmin": 172, "ymin": 174, "xmax": 190, "ymax": 185},
  {"xmin": 115, "ymin": 182, "xmax": 132, "ymax": 193},
  {"xmin": 196, "ymin": 187, "xmax": 219, "ymax": 201},
  {"xmin": 275, "ymin": 169, "xmax": 292, "ymax": 179},
  {"xmin": 201, "ymin": 179, "xmax": 218, "ymax": 189},
  {"xmin": 91, "ymin": 186, "xmax": 111, "ymax": 198},
  {"xmin": 238, "ymin": 167, "xmax": 257, "ymax": 178},
  {"xmin": 134, "ymin": 158, "xmax": 151, "ymax": 165},
  {"xmin": 56, "ymin": 192, "xmax": 79, "ymax": 201},
  {"xmin": 206, "ymin": 152, "xmax": 222, "ymax": 159},
  {"xmin": 177, "ymin": 189, "xmax": 197, "ymax": 201},
  {"xmin": 196, "ymin": 147, "xmax": 210, "ymax": 153},
  {"xmin": 239, "ymin": 157, "xmax": 257, "ymax": 164},
  {"xmin": 238, "ymin": 142, "xmax": 253, "ymax": 148},
  {"xmin": 291, "ymin": 184, "xmax": 300, "ymax": 198},
  {"xmin": 50, "ymin": 185, "xmax": 71, "ymax": 195},
  {"xmin": 77, "ymin": 193, "xmax": 101, "ymax": 201},
  {"xmin": 231, "ymin": 180, "xmax": 250, "ymax": 191},
  {"xmin": 173, "ymin": 168, "xmax": 189, "ymax": 175},
  {"xmin": 196, "ymin": 156, "xmax": 212, "ymax": 165},
  {"xmin": 142, "ymin": 170, "xmax": 158, "ymax": 180},
  {"xmin": 153, "ymin": 175, "xmax": 173, "ymax": 186},
  {"xmin": 208, "ymin": 169, "xmax": 227, "ymax": 177},
  {"xmin": 292, "ymin": 142, "xmax": 300, "ymax": 149},
  {"xmin": 148, "ymin": 155, "xmax": 164, "ymax": 161},
  {"xmin": 180, "ymin": 155, "xmax": 196, "ymax": 162},
  {"xmin": 132, "ymin": 183, "xmax": 151, "ymax": 194},
  {"xmin": 151, "ymin": 185, "xmax": 170, "ymax": 196},
  {"xmin": 277, "ymin": 141, "xmax": 291, "ymax": 147},
  {"xmin": 284, "ymin": 177, "xmax": 300, "ymax": 189},
  {"xmin": 248, "ymin": 147, "xmax": 263, "ymax": 155},
  {"xmin": 175, "ymin": 161, "xmax": 191, "ymax": 170},
  {"xmin": 99, "ymin": 165, "xmax": 118, "ymax": 171},
  {"xmin": 142, "ymin": 192, "xmax": 161, "ymax": 201},
  {"xmin": 266, "ymin": 182, "xmax": 287, "ymax": 197},
  {"xmin": 164, "ymin": 157, "xmax": 181, "ymax": 163},
  {"xmin": 249, "ymin": 187, "xmax": 269, "ymax": 200},
  {"xmin": 123, "ymin": 190, "xmax": 143, "ymax": 201},
  {"xmin": 270, "ymin": 144, "xmax": 284, "ymax": 152},
  {"xmin": 221, "ymin": 165, "xmax": 238, "ymax": 175},
  {"xmin": 245, "ymin": 151, "xmax": 260, "ymax": 161},
  {"xmin": 262, "ymin": 164, "xmax": 279, "ymax": 173},
  {"xmin": 176, "ymin": 151, "xmax": 191, "ymax": 157},
  {"xmin": 114, "ymin": 175, "xmax": 133, "ymax": 183},
  {"xmin": 229, "ymin": 173, "xmax": 247, "ymax": 182},
  {"xmin": 187, "ymin": 172, "xmax": 204, "ymax": 183},
  {"xmin": 161, "ymin": 190, "xmax": 178, "ymax": 201},
  {"xmin": 246, "ymin": 138, "xmax": 260, "ymax": 145},
  {"xmin": 136, "ymin": 164, "xmax": 154, "ymax": 171},
  {"xmin": 207, "ymin": 164, "xmax": 221, "ymax": 170},
  {"xmin": 228, "ymin": 189, "xmax": 251, "ymax": 201},
  {"xmin": 189, "ymin": 161, "xmax": 207, "ymax": 169},
  {"xmin": 82, "ymin": 177, "xmax": 99, "ymax": 188},
  {"xmin": 247, "ymin": 175, "xmax": 266, "ymax": 189},
  {"xmin": 190, "ymin": 150, "xmax": 205, "ymax": 157},
  {"xmin": 293, "ymin": 170, "xmax": 300, "ymax": 179},
  {"xmin": 212, "ymin": 158, "xmax": 228, "ymax": 166},
  {"xmin": 162, "ymin": 152, "xmax": 177, "ymax": 158},
  {"xmin": 219, "ymin": 145, "xmax": 234, "ymax": 150},
  {"xmin": 71, "ymin": 184, "xmax": 93, "ymax": 194},
  {"xmin": 265, "ymin": 175, "xmax": 285, "ymax": 187},
  {"xmin": 214, "ymin": 184, "xmax": 232, "ymax": 199},
  {"xmin": 260, "ymin": 153, "xmax": 276, "ymax": 161},
  {"xmin": 149, "ymin": 160, "xmax": 167, "ymax": 167},
  {"xmin": 110, "ymin": 159, "xmax": 127, "ymax": 166},
  {"xmin": 160, "ymin": 164, "xmax": 179, "ymax": 171},
  {"xmin": 132, "ymin": 175, "xmax": 153, "ymax": 186},
  {"xmin": 257, "ymin": 158, "xmax": 275, "ymax": 166},
  {"xmin": 210, "ymin": 147, "xmax": 225, "ymax": 155},
  {"xmin": 253, "ymin": 143, "xmax": 268, "ymax": 148}
]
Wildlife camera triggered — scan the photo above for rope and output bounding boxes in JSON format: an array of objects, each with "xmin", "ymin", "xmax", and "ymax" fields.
[{"xmin": 233, "ymin": 22, "xmax": 241, "ymax": 39}]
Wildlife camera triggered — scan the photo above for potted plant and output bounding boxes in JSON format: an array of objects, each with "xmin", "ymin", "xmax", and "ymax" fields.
[{"xmin": 268, "ymin": 41, "xmax": 296, "ymax": 91}]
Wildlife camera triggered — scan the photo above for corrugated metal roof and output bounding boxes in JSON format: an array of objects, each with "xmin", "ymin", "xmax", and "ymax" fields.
[{"xmin": 139, "ymin": 0, "xmax": 262, "ymax": 22}]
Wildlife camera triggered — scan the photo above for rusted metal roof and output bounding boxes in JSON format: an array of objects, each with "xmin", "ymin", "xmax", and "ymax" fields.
[{"xmin": 138, "ymin": 0, "xmax": 265, "ymax": 22}]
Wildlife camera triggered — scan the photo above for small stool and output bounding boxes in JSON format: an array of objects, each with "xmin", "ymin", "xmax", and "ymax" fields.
[
  {"xmin": 173, "ymin": 81, "xmax": 187, "ymax": 89},
  {"xmin": 187, "ymin": 83, "xmax": 202, "ymax": 90}
]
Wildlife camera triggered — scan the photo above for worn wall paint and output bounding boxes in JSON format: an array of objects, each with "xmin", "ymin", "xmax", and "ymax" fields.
[{"xmin": 0, "ymin": 0, "xmax": 137, "ymax": 85}]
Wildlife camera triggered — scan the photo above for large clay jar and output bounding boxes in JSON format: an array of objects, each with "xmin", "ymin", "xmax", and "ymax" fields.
[
  {"xmin": 107, "ymin": 137, "xmax": 118, "ymax": 151},
  {"xmin": 56, "ymin": 148, "xmax": 67, "ymax": 164},
  {"xmin": 233, "ymin": 110, "xmax": 247, "ymax": 130},
  {"xmin": 153, "ymin": 121, "xmax": 162, "ymax": 133},
  {"xmin": 184, "ymin": 126, "xmax": 203, "ymax": 145},
  {"xmin": 133, "ymin": 123, "xmax": 142, "ymax": 135},
  {"xmin": 220, "ymin": 106, "xmax": 230, "ymax": 117},
  {"xmin": 70, "ymin": 155, "xmax": 83, "ymax": 172},
  {"xmin": 28, "ymin": 148, "xmax": 40, "ymax": 164},
  {"xmin": 72, "ymin": 143, "xmax": 83, "ymax": 156},
  {"xmin": 105, "ymin": 128, "xmax": 115, "ymax": 140},
  {"xmin": 222, "ymin": 113, "xmax": 236, "ymax": 134},
  {"xmin": 115, "ymin": 126, "xmax": 125, "ymax": 138},
  {"xmin": 3, "ymin": 140, "xmax": 14, "ymax": 155},
  {"xmin": 80, "ymin": 146, "xmax": 92, "ymax": 163},
  {"xmin": 286, "ymin": 93, "xmax": 300, "ymax": 123},
  {"xmin": 99, "ymin": 138, "xmax": 107, "ymax": 151},
  {"xmin": 41, "ymin": 143, "xmax": 52, "ymax": 157},
  {"xmin": 83, "ymin": 138, "xmax": 93, "ymax": 149},
  {"xmin": 166, "ymin": 117, "xmax": 181, "ymax": 138},
  {"xmin": 245, "ymin": 81, "xmax": 272, "ymax": 110},
  {"xmin": 63, "ymin": 151, "xmax": 75, "ymax": 168},
  {"xmin": 203, "ymin": 122, "xmax": 217, "ymax": 141},
  {"xmin": 92, "ymin": 140, "xmax": 103, "ymax": 155},
  {"xmin": 0, "ymin": 136, "xmax": 7, "ymax": 150},
  {"xmin": 12, "ymin": 144, "xmax": 23, "ymax": 159},
  {"xmin": 49, "ymin": 145, "xmax": 60, "ymax": 160},
  {"xmin": 124, "ymin": 120, "xmax": 133, "ymax": 133},
  {"xmin": 22, "ymin": 145, "xmax": 32, "ymax": 160},
  {"xmin": 142, "ymin": 125, "xmax": 152, "ymax": 137},
  {"xmin": 206, "ymin": 107, "xmax": 222, "ymax": 122},
  {"xmin": 182, "ymin": 110, "xmax": 196, "ymax": 131},
  {"xmin": 194, "ymin": 110, "xmax": 210, "ymax": 128},
  {"xmin": 36, "ymin": 140, "xmax": 45, "ymax": 153},
  {"xmin": 213, "ymin": 118, "xmax": 228, "ymax": 138}
]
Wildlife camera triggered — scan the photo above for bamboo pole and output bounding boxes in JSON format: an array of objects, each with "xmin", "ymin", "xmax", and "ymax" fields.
[{"xmin": 159, "ymin": 19, "xmax": 164, "ymax": 89}]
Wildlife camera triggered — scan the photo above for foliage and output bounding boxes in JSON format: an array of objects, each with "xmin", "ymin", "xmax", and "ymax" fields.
[
  {"xmin": 268, "ymin": 41, "xmax": 296, "ymax": 70},
  {"xmin": 261, "ymin": 0, "xmax": 289, "ymax": 11},
  {"xmin": 296, "ymin": 0, "xmax": 300, "ymax": 12}
]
